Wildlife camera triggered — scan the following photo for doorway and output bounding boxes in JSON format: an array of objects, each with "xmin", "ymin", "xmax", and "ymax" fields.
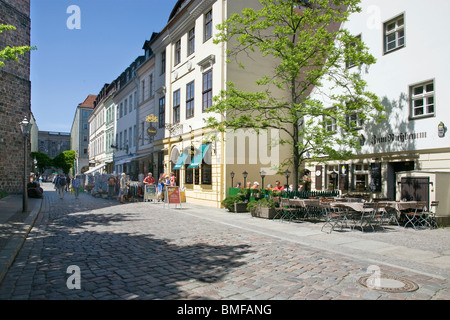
[
  {"xmin": 400, "ymin": 177, "xmax": 430, "ymax": 210},
  {"xmin": 386, "ymin": 161, "xmax": 415, "ymax": 200}
]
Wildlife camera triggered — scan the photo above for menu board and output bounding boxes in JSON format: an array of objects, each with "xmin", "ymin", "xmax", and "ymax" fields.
[
  {"xmin": 144, "ymin": 184, "xmax": 157, "ymax": 202},
  {"xmin": 370, "ymin": 163, "xmax": 382, "ymax": 192},
  {"xmin": 165, "ymin": 186, "xmax": 182, "ymax": 208}
]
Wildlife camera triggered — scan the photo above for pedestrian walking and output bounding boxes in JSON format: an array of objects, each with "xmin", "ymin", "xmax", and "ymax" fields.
[
  {"xmin": 71, "ymin": 175, "xmax": 81, "ymax": 199},
  {"xmin": 54, "ymin": 174, "xmax": 67, "ymax": 199},
  {"xmin": 119, "ymin": 173, "xmax": 127, "ymax": 204}
]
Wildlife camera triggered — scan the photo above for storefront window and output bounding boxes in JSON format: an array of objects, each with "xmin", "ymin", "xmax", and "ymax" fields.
[{"xmin": 353, "ymin": 163, "xmax": 369, "ymax": 190}]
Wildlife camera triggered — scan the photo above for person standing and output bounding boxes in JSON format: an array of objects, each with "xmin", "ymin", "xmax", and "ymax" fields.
[
  {"xmin": 143, "ymin": 172, "xmax": 155, "ymax": 185},
  {"xmin": 55, "ymin": 174, "xmax": 67, "ymax": 199},
  {"xmin": 71, "ymin": 175, "xmax": 81, "ymax": 199}
]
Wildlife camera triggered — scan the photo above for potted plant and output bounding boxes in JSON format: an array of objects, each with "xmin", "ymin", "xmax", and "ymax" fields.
[
  {"xmin": 356, "ymin": 182, "xmax": 365, "ymax": 191},
  {"xmin": 222, "ymin": 193, "xmax": 248, "ymax": 212},
  {"xmin": 248, "ymin": 197, "xmax": 277, "ymax": 219}
]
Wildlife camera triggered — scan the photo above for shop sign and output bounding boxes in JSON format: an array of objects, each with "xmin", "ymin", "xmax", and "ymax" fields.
[{"xmin": 368, "ymin": 131, "xmax": 427, "ymax": 146}]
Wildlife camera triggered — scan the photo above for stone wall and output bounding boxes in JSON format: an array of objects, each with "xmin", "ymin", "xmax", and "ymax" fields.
[{"xmin": 0, "ymin": 0, "xmax": 32, "ymax": 193}]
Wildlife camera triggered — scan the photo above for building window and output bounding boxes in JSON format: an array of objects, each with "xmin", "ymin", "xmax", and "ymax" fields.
[
  {"xmin": 173, "ymin": 89, "xmax": 180, "ymax": 124},
  {"xmin": 149, "ymin": 74, "xmax": 153, "ymax": 97},
  {"xmin": 410, "ymin": 81, "xmax": 435, "ymax": 118},
  {"xmin": 141, "ymin": 80, "xmax": 146, "ymax": 102},
  {"xmin": 384, "ymin": 14, "xmax": 405, "ymax": 54},
  {"xmin": 129, "ymin": 95, "xmax": 133, "ymax": 112},
  {"xmin": 161, "ymin": 51, "xmax": 166, "ymax": 75},
  {"xmin": 353, "ymin": 163, "xmax": 369, "ymax": 190},
  {"xmin": 119, "ymin": 103, "xmax": 123, "ymax": 118},
  {"xmin": 185, "ymin": 164, "xmax": 194, "ymax": 184},
  {"xmin": 186, "ymin": 81, "xmax": 195, "ymax": 119},
  {"xmin": 346, "ymin": 34, "xmax": 361, "ymax": 69},
  {"xmin": 174, "ymin": 39, "xmax": 181, "ymax": 66},
  {"xmin": 124, "ymin": 99, "xmax": 128, "ymax": 115},
  {"xmin": 188, "ymin": 27, "xmax": 195, "ymax": 56},
  {"xmin": 346, "ymin": 112, "xmax": 364, "ymax": 130},
  {"xmin": 133, "ymin": 125, "xmax": 137, "ymax": 147},
  {"xmin": 159, "ymin": 96, "xmax": 166, "ymax": 128},
  {"xmin": 204, "ymin": 10, "xmax": 213, "ymax": 42},
  {"xmin": 202, "ymin": 70, "xmax": 212, "ymax": 112}
]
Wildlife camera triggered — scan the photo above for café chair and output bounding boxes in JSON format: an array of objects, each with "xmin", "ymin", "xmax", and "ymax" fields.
[{"xmin": 404, "ymin": 201, "xmax": 427, "ymax": 230}]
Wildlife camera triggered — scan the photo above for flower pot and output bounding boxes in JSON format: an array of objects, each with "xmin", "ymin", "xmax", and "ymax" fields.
[
  {"xmin": 234, "ymin": 202, "xmax": 248, "ymax": 213},
  {"xmin": 251, "ymin": 206, "xmax": 276, "ymax": 219}
]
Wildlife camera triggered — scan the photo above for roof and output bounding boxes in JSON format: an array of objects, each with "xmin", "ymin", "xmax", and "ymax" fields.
[{"xmin": 78, "ymin": 95, "xmax": 97, "ymax": 108}]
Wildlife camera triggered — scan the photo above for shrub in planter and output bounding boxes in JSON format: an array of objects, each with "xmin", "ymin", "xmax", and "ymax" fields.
[
  {"xmin": 248, "ymin": 197, "xmax": 277, "ymax": 219},
  {"xmin": 222, "ymin": 193, "xmax": 247, "ymax": 212}
]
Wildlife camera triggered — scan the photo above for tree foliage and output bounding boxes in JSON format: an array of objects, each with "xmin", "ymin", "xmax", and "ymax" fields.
[
  {"xmin": 0, "ymin": 24, "xmax": 36, "ymax": 67},
  {"xmin": 52, "ymin": 151, "xmax": 76, "ymax": 174},
  {"xmin": 206, "ymin": 0, "xmax": 384, "ymax": 189},
  {"xmin": 31, "ymin": 152, "xmax": 53, "ymax": 173}
]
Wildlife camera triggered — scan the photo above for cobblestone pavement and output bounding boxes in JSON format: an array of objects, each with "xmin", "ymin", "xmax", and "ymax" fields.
[{"xmin": 0, "ymin": 183, "xmax": 449, "ymax": 301}]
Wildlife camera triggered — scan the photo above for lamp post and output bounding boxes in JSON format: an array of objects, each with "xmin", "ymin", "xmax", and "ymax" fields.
[
  {"xmin": 230, "ymin": 171, "xmax": 235, "ymax": 188},
  {"xmin": 284, "ymin": 169, "xmax": 291, "ymax": 187},
  {"xmin": 20, "ymin": 116, "xmax": 32, "ymax": 213},
  {"xmin": 260, "ymin": 170, "xmax": 266, "ymax": 189},
  {"xmin": 242, "ymin": 171, "xmax": 248, "ymax": 188},
  {"xmin": 330, "ymin": 170, "xmax": 338, "ymax": 191}
]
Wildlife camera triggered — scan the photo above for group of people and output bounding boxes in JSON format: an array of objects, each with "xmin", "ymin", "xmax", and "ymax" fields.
[
  {"xmin": 141, "ymin": 172, "xmax": 177, "ymax": 202},
  {"xmin": 236, "ymin": 180, "xmax": 304, "ymax": 192},
  {"xmin": 53, "ymin": 174, "xmax": 82, "ymax": 200}
]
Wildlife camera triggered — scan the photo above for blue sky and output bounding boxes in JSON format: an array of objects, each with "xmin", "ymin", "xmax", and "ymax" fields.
[{"xmin": 30, "ymin": 0, "xmax": 176, "ymax": 132}]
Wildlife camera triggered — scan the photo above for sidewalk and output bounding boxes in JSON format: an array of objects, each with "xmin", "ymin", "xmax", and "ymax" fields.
[
  {"xmin": 0, "ymin": 194, "xmax": 42, "ymax": 284},
  {"xmin": 1, "ymin": 189, "xmax": 450, "ymax": 291}
]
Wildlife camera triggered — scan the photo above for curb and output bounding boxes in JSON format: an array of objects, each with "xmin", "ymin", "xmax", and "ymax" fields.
[{"xmin": 0, "ymin": 197, "xmax": 43, "ymax": 285}]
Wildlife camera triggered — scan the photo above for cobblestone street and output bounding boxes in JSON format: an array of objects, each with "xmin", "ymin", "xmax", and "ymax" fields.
[{"xmin": 1, "ymin": 183, "xmax": 449, "ymax": 302}]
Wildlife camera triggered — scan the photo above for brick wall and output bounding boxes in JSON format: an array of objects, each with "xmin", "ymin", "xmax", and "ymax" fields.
[{"xmin": 0, "ymin": 0, "xmax": 32, "ymax": 193}]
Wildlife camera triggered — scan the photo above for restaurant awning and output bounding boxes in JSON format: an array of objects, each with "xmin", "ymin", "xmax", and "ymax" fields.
[
  {"xmin": 173, "ymin": 152, "xmax": 189, "ymax": 170},
  {"xmin": 188, "ymin": 143, "xmax": 211, "ymax": 169},
  {"xmin": 84, "ymin": 163, "xmax": 107, "ymax": 175}
]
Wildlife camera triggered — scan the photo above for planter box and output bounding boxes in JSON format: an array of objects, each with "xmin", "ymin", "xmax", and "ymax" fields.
[
  {"xmin": 251, "ymin": 207, "xmax": 276, "ymax": 219},
  {"xmin": 234, "ymin": 202, "xmax": 249, "ymax": 213}
]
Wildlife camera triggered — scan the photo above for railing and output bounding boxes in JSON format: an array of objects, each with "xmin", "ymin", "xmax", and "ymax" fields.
[{"xmin": 228, "ymin": 187, "xmax": 339, "ymax": 201}]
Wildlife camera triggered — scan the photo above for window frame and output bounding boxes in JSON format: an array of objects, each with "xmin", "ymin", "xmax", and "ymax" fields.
[
  {"xmin": 186, "ymin": 81, "xmax": 195, "ymax": 119},
  {"xmin": 410, "ymin": 80, "xmax": 435, "ymax": 119},
  {"xmin": 204, "ymin": 9, "xmax": 213, "ymax": 42},
  {"xmin": 174, "ymin": 39, "xmax": 181, "ymax": 66},
  {"xmin": 173, "ymin": 89, "xmax": 181, "ymax": 124},
  {"xmin": 383, "ymin": 13, "xmax": 405, "ymax": 54},
  {"xmin": 202, "ymin": 69, "xmax": 213, "ymax": 112},
  {"xmin": 188, "ymin": 27, "xmax": 195, "ymax": 56},
  {"xmin": 159, "ymin": 96, "xmax": 166, "ymax": 128}
]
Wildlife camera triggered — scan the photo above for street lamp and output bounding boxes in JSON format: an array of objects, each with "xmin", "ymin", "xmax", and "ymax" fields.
[
  {"xmin": 20, "ymin": 116, "xmax": 32, "ymax": 213},
  {"xmin": 284, "ymin": 169, "xmax": 291, "ymax": 187},
  {"xmin": 260, "ymin": 170, "xmax": 266, "ymax": 189},
  {"xmin": 230, "ymin": 171, "xmax": 235, "ymax": 188},
  {"xmin": 242, "ymin": 171, "xmax": 248, "ymax": 188},
  {"xmin": 330, "ymin": 170, "xmax": 338, "ymax": 191}
]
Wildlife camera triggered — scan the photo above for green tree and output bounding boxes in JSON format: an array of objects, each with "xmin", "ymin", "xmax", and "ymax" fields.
[
  {"xmin": 0, "ymin": 24, "xmax": 36, "ymax": 67},
  {"xmin": 53, "ymin": 151, "xmax": 75, "ymax": 174},
  {"xmin": 206, "ymin": 0, "xmax": 384, "ymax": 190},
  {"xmin": 31, "ymin": 152, "xmax": 53, "ymax": 174}
]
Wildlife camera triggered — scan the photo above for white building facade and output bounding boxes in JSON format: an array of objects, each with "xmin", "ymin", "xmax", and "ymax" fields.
[{"xmin": 306, "ymin": 0, "xmax": 450, "ymax": 223}]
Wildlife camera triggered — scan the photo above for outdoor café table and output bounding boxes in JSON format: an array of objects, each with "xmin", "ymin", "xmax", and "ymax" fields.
[
  {"xmin": 330, "ymin": 202, "xmax": 377, "ymax": 231},
  {"xmin": 289, "ymin": 199, "xmax": 321, "ymax": 219},
  {"xmin": 382, "ymin": 201, "xmax": 425, "ymax": 225}
]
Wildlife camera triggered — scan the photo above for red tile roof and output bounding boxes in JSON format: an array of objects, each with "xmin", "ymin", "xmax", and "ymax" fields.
[{"xmin": 78, "ymin": 95, "xmax": 97, "ymax": 108}]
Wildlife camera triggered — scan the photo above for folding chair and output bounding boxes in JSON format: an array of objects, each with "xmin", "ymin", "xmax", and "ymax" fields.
[
  {"xmin": 404, "ymin": 201, "xmax": 427, "ymax": 230},
  {"xmin": 279, "ymin": 198, "xmax": 298, "ymax": 222},
  {"xmin": 353, "ymin": 202, "xmax": 378, "ymax": 232},
  {"xmin": 320, "ymin": 202, "xmax": 347, "ymax": 233},
  {"xmin": 421, "ymin": 201, "xmax": 439, "ymax": 229},
  {"xmin": 371, "ymin": 202, "xmax": 386, "ymax": 231},
  {"xmin": 271, "ymin": 197, "xmax": 284, "ymax": 220}
]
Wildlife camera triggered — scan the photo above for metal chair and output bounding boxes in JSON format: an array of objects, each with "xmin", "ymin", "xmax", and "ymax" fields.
[
  {"xmin": 271, "ymin": 197, "xmax": 284, "ymax": 220},
  {"xmin": 404, "ymin": 201, "xmax": 427, "ymax": 230},
  {"xmin": 320, "ymin": 202, "xmax": 347, "ymax": 233},
  {"xmin": 353, "ymin": 202, "xmax": 378, "ymax": 232},
  {"xmin": 279, "ymin": 198, "xmax": 298, "ymax": 222},
  {"xmin": 421, "ymin": 201, "xmax": 439, "ymax": 229}
]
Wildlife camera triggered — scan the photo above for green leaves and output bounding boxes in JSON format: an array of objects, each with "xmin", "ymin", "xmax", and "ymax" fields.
[
  {"xmin": 0, "ymin": 24, "xmax": 36, "ymax": 67},
  {"xmin": 208, "ymin": 0, "xmax": 383, "ymax": 188}
]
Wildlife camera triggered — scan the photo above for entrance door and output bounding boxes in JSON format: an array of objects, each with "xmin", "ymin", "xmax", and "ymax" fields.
[
  {"xmin": 387, "ymin": 161, "xmax": 415, "ymax": 200},
  {"xmin": 400, "ymin": 177, "xmax": 429, "ymax": 209}
]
